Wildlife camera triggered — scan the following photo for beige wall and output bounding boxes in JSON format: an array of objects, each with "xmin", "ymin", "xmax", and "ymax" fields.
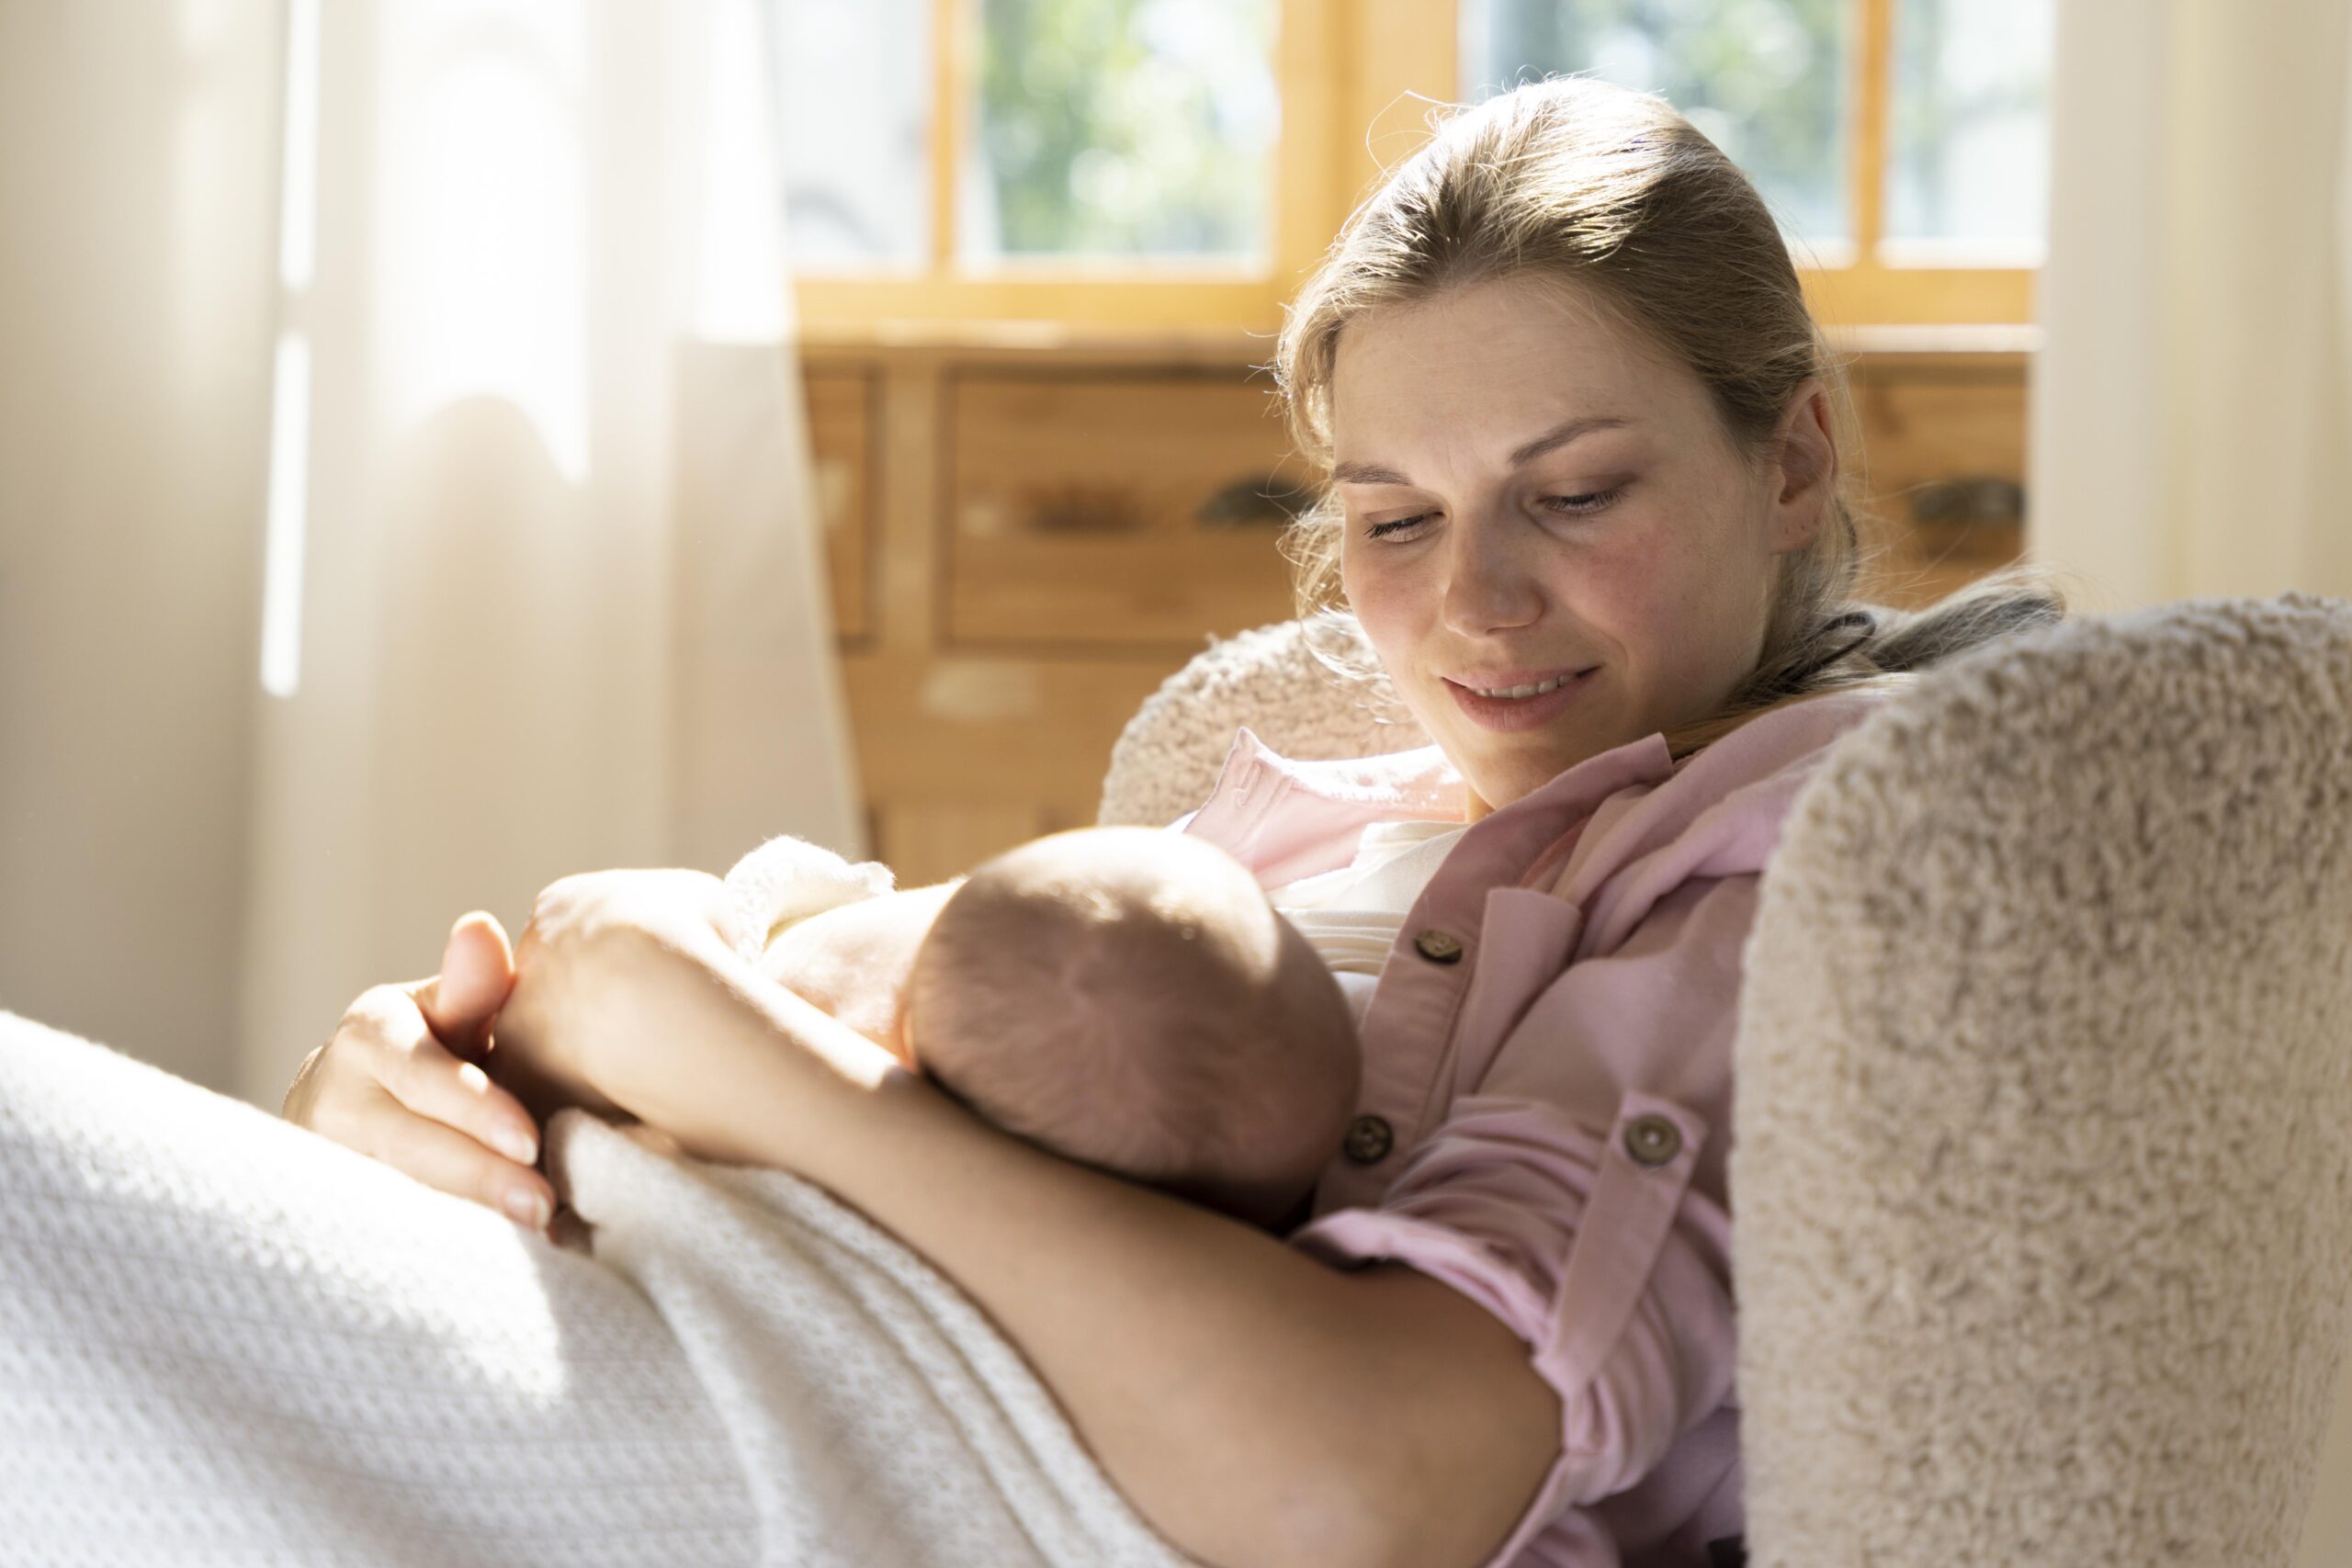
[{"xmin": 0, "ymin": 0, "xmax": 278, "ymax": 1094}]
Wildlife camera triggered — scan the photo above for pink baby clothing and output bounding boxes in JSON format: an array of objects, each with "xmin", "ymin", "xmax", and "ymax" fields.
[{"xmin": 1174, "ymin": 686, "xmax": 1894, "ymax": 1568}]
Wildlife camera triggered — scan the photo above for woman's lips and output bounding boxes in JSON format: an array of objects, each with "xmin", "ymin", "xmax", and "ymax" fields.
[{"xmin": 1443, "ymin": 667, "xmax": 1599, "ymax": 732}]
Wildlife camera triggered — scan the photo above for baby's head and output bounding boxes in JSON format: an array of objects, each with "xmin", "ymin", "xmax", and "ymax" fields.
[{"xmin": 902, "ymin": 827, "xmax": 1358, "ymax": 1231}]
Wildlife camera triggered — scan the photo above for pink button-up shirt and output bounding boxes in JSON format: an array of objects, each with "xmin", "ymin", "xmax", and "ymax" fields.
[{"xmin": 1174, "ymin": 686, "xmax": 1894, "ymax": 1568}]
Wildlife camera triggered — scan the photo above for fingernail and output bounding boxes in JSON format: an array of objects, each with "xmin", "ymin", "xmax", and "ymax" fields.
[
  {"xmin": 505, "ymin": 1189, "xmax": 549, "ymax": 1229},
  {"xmin": 498, "ymin": 1127, "xmax": 537, "ymax": 1166}
]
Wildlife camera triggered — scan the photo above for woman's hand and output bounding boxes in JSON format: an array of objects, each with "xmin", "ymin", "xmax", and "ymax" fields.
[
  {"xmin": 493, "ymin": 865, "xmax": 920, "ymax": 1168},
  {"xmin": 283, "ymin": 913, "xmax": 558, "ymax": 1232},
  {"xmin": 489, "ymin": 867, "xmax": 745, "ymax": 1131}
]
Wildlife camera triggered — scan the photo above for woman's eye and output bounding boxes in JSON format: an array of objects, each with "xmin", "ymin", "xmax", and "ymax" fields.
[
  {"xmin": 1542, "ymin": 484, "xmax": 1627, "ymax": 516},
  {"xmin": 1363, "ymin": 483, "xmax": 1628, "ymax": 540}
]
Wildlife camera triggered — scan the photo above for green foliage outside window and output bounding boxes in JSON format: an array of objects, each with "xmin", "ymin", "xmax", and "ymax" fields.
[{"xmin": 974, "ymin": 0, "xmax": 1277, "ymax": 259}]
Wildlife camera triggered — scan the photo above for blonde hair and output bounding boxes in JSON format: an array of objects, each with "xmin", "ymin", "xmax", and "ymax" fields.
[{"xmin": 1271, "ymin": 75, "xmax": 2072, "ymax": 762}]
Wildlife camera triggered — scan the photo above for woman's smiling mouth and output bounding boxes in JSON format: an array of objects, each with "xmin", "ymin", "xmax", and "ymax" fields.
[{"xmin": 1443, "ymin": 667, "xmax": 1600, "ymax": 730}]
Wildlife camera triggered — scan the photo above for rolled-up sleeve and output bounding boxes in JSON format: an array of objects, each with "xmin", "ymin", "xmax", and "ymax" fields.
[{"xmin": 1287, "ymin": 874, "xmax": 1751, "ymax": 1562}]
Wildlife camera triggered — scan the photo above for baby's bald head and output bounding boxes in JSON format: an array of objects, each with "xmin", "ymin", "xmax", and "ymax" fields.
[{"xmin": 905, "ymin": 828, "xmax": 1358, "ymax": 1228}]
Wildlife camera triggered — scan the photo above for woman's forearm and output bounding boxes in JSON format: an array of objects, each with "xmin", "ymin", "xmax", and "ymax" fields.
[{"xmin": 609, "ymin": 943, "xmax": 1558, "ymax": 1568}]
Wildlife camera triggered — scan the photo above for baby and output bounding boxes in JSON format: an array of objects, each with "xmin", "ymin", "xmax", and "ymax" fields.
[{"xmin": 749, "ymin": 828, "xmax": 1362, "ymax": 1234}]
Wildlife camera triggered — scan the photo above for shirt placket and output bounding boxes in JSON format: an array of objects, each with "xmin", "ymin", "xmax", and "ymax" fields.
[{"xmin": 1315, "ymin": 798, "xmax": 1592, "ymax": 1214}]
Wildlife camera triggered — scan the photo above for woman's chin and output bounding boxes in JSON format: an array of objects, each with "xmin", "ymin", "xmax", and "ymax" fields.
[{"xmin": 1452, "ymin": 726, "xmax": 1612, "ymax": 812}]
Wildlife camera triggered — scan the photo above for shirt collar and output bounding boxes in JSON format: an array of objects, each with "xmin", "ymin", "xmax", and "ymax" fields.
[{"xmin": 1204, "ymin": 721, "xmax": 1682, "ymax": 823}]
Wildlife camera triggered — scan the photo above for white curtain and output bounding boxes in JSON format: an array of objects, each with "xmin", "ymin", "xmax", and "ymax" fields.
[
  {"xmin": 2029, "ymin": 0, "xmax": 2352, "ymax": 613},
  {"xmin": 2031, "ymin": 4, "xmax": 2352, "ymax": 1558},
  {"xmin": 233, "ymin": 0, "xmax": 864, "ymax": 1105},
  {"xmin": 2031, "ymin": 5, "xmax": 2352, "ymax": 1558}
]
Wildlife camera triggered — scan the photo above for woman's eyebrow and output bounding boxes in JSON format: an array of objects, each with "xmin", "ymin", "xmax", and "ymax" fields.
[{"xmin": 1330, "ymin": 414, "xmax": 1637, "ymax": 487}]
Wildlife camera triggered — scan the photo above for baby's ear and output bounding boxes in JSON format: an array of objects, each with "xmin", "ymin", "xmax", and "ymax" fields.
[{"xmin": 886, "ymin": 998, "xmax": 922, "ymax": 1072}]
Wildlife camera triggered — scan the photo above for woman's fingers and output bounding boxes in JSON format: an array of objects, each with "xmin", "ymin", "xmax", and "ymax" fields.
[
  {"xmin": 373, "ymin": 1020, "xmax": 543, "ymax": 1169},
  {"xmin": 352, "ymin": 1084, "xmax": 555, "ymax": 1230},
  {"xmin": 292, "ymin": 979, "xmax": 550, "ymax": 1226},
  {"xmin": 416, "ymin": 911, "xmax": 515, "ymax": 1064}
]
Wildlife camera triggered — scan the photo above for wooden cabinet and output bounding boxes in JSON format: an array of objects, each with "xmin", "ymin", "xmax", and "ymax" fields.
[
  {"xmin": 800, "ymin": 328, "xmax": 2034, "ymax": 886},
  {"xmin": 944, "ymin": 371, "xmax": 1308, "ymax": 649},
  {"xmin": 802, "ymin": 367, "xmax": 878, "ymax": 645},
  {"xmin": 1846, "ymin": 352, "xmax": 2030, "ymax": 604}
]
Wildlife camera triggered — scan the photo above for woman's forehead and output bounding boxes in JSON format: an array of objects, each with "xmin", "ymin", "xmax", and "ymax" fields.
[
  {"xmin": 1328, "ymin": 280, "xmax": 1691, "ymax": 457},
  {"xmin": 1336, "ymin": 275, "xmax": 1657, "ymax": 371}
]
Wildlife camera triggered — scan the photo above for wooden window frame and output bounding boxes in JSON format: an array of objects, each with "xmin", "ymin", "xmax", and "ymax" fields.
[{"xmin": 789, "ymin": 0, "xmax": 2035, "ymax": 338}]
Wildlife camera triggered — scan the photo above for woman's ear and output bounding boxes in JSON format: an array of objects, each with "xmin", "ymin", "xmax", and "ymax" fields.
[{"xmin": 1768, "ymin": 377, "xmax": 1838, "ymax": 552}]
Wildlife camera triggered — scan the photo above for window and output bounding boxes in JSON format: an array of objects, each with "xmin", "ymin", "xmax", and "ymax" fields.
[
  {"xmin": 1883, "ymin": 0, "xmax": 2052, "ymax": 263},
  {"xmin": 968, "ymin": 0, "xmax": 1278, "ymax": 263},
  {"xmin": 769, "ymin": 0, "xmax": 2047, "ymax": 333},
  {"xmin": 771, "ymin": 0, "xmax": 933, "ymax": 267},
  {"xmin": 1460, "ymin": 0, "xmax": 1851, "ymax": 251}
]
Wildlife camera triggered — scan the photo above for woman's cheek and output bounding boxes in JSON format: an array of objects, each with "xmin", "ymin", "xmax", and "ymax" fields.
[{"xmin": 1340, "ymin": 547, "xmax": 1421, "ymax": 656}]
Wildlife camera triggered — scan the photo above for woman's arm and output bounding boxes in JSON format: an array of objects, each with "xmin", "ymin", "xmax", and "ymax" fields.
[{"xmin": 506, "ymin": 873, "xmax": 1562, "ymax": 1568}]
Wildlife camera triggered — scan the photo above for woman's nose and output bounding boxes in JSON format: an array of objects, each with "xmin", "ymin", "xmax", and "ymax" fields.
[{"xmin": 1440, "ymin": 514, "xmax": 1543, "ymax": 636}]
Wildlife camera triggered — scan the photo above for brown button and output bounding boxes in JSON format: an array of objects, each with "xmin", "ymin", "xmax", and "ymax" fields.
[
  {"xmin": 1412, "ymin": 929, "xmax": 1464, "ymax": 964},
  {"xmin": 1623, "ymin": 1113, "xmax": 1682, "ymax": 1168},
  {"xmin": 1342, "ymin": 1114, "xmax": 1395, "ymax": 1165}
]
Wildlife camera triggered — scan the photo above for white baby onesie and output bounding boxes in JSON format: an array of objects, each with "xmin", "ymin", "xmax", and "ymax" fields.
[
  {"xmin": 719, "ymin": 832, "xmax": 897, "ymax": 965},
  {"xmin": 719, "ymin": 824, "xmax": 1472, "ymax": 1032},
  {"xmin": 1265, "ymin": 818, "xmax": 1471, "ymax": 1026}
]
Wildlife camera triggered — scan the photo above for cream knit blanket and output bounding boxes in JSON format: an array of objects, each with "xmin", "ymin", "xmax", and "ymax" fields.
[{"xmin": 0, "ymin": 942, "xmax": 1193, "ymax": 1568}]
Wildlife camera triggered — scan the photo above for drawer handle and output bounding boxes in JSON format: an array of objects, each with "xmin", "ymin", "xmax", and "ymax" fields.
[
  {"xmin": 1196, "ymin": 471, "xmax": 1316, "ymax": 528},
  {"xmin": 1021, "ymin": 483, "xmax": 1146, "ymax": 535},
  {"xmin": 1909, "ymin": 475, "xmax": 2024, "ymax": 528}
]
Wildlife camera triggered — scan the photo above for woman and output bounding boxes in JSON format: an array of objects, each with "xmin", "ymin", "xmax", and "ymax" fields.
[{"xmin": 287, "ymin": 77, "xmax": 2069, "ymax": 1567}]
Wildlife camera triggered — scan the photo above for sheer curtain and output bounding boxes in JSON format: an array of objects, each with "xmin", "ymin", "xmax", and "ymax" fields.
[
  {"xmin": 2030, "ymin": 4, "xmax": 2352, "ymax": 1557},
  {"xmin": 2029, "ymin": 0, "xmax": 2352, "ymax": 614},
  {"xmin": 233, "ymin": 0, "xmax": 863, "ymax": 1105}
]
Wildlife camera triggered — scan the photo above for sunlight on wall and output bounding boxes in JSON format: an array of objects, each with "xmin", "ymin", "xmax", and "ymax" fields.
[
  {"xmin": 259, "ymin": 333, "xmax": 311, "ymax": 699},
  {"xmin": 259, "ymin": 0, "xmax": 318, "ymax": 699},
  {"xmin": 276, "ymin": 0, "xmax": 317, "ymax": 291}
]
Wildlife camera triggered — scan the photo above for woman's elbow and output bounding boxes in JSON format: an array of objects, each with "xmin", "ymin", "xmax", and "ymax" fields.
[
  {"xmin": 1141, "ymin": 1262, "xmax": 1559, "ymax": 1568},
  {"xmin": 1315, "ymin": 1269, "xmax": 1564, "ymax": 1568},
  {"xmin": 1205, "ymin": 1439, "xmax": 1543, "ymax": 1568}
]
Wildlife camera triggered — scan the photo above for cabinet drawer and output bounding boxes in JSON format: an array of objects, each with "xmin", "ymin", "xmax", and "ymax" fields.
[
  {"xmin": 803, "ymin": 367, "xmax": 876, "ymax": 642},
  {"xmin": 944, "ymin": 371, "xmax": 1309, "ymax": 649},
  {"xmin": 1848, "ymin": 363, "xmax": 2029, "ymax": 606}
]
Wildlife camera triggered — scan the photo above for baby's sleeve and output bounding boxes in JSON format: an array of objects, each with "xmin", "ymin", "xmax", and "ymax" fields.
[
  {"xmin": 1287, "ymin": 873, "xmax": 1755, "ymax": 1563},
  {"xmin": 719, "ymin": 833, "xmax": 897, "ymax": 964}
]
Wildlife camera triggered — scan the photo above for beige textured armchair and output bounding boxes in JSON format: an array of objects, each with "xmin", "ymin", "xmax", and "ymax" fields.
[{"xmin": 1098, "ymin": 593, "xmax": 2352, "ymax": 1568}]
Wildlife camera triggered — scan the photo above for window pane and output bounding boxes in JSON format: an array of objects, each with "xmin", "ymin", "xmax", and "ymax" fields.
[
  {"xmin": 1884, "ymin": 0, "xmax": 2051, "ymax": 258},
  {"xmin": 771, "ymin": 0, "xmax": 931, "ymax": 266},
  {"xmin": 1459, "ymin": 0, "xmax": 1851, "ymax": 253},
  {"xmin": 967, "ymin": 0, "xmax": 1278, "ymax": 263}
]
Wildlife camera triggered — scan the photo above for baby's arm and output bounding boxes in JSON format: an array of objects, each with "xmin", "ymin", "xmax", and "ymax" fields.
[{"xmin": 751, "ymin": 880, "xmax": 962, "ymax": 1066}]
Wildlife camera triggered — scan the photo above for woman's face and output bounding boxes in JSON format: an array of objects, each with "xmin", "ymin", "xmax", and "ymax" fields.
[{"xmin": 1329, "ymin": 274, "xmax": 1835, "ymax": 818}]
